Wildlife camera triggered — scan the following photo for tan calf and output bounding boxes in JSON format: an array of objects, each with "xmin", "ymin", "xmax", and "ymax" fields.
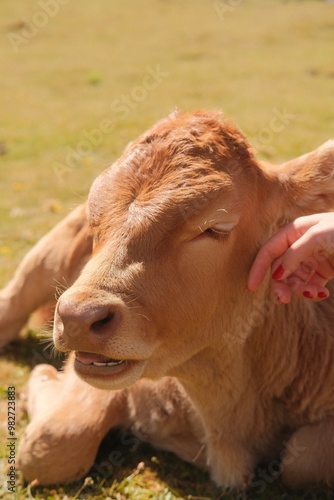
[{"xmin": 1, "ymin": 111, "xmax": 334, "ymax": 489}]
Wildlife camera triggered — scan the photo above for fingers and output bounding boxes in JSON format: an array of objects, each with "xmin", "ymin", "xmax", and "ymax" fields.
[
  {"xmin": 272, "ymin": 229, "xmax": 333, "ymax": 283},
  {"xmin": 271, "ymin": 274, "xmax": 330, "ymax": 304},
  {"xmin": 247, "ymin": 217, "xmax": 314, "ymax": 291},
  {"xmin": 248, "ymin": 214, "xmax": 334, "ymax": 292},
  {"xmin": 271, "ymin": 281, "xmax": 292, "ymax": 304}
]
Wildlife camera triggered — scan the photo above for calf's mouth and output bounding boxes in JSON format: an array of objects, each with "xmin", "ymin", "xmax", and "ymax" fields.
[
  {"xmin": 75, "ymin": 351, "xmax": 125, "ymax": 367},
  {"xmin": 73, "ymin": 350, "xmax": 147, "ymax": 391}
]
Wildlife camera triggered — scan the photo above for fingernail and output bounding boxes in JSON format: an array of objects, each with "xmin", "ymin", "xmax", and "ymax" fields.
[
  {"xmin": 272, "ymin": 264, "xmax": 285, "ymax": 280},
  {"xmin": 276, "ymin": 294, "xmax": 284, "ymax": 305},
  {"xmin": 303, "ymin": 291, "xmax": 313, "ymax": 299},
  {"xmin": 318, "ymin": 291, "xmax": 328, "ymax": 299}
]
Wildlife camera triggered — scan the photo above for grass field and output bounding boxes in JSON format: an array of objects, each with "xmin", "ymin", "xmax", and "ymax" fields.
[{"xmin": 0, "ymin": 0, "xmax": 334, "ymax": 498}]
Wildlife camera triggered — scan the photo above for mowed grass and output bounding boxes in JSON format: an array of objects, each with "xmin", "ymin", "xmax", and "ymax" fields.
[{"xmin": 0, "ymin": 0, "xmax": 334, "ymax": 498}]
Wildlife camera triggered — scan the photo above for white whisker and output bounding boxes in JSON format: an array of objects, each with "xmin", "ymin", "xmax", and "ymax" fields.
[{"xmin": 136, "ymin": 313, "xmax": 150, "ymax": 322}]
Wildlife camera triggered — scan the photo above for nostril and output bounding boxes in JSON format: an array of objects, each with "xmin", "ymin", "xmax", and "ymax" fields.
[{"xmin": 91, "ymin": 312, "xmax": 114, "ymax": 332}]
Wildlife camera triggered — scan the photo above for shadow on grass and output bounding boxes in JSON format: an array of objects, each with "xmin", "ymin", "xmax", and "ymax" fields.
[
  {"xmin": 93, "ymin": 430, "xmax": 222, "ymax": 499},
  {"xmin": 19, "ymin": 430, "xmax": 226, "ymax": 500},
  {"xmin": 0, "ymin": 329, "xmax": 65, "ymax": 371},
  {"xmin": 59, "ymin": 430, "xmax": 334, "ymax": 500}
]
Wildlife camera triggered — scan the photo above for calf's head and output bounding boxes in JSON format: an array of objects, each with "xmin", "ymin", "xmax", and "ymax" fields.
[{"xmin": 53, "ymin": 111, "xmax": 334, "ymax": 389}]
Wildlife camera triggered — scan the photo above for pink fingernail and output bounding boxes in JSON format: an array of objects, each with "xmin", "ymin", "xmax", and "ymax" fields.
[
  {"xmin": 303, "ymin": 291, "xmax": 313, "ymax": 299},
  {"xmin": 272, "ymin": 264, "xmax": 285, "ymax": 280}
]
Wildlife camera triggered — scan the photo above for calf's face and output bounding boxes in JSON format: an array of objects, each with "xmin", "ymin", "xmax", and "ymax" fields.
[{"xmin": 53, "ymin": 111, "xmax": 334, "ymax": 390}]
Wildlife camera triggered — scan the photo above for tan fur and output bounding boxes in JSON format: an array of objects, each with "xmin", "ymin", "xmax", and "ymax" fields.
[
  {"xmin": 1, "ymin": 110, "xmax": 334, "ymax": 488},
  {"xmin": 0, "ymin": 204, "xmax": 91, "ymax": 347}
]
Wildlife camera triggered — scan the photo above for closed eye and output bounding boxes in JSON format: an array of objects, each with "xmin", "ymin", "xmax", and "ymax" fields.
[{"xmin": 202, "ymin": 227, "xmax": 230, "ymax": 240}]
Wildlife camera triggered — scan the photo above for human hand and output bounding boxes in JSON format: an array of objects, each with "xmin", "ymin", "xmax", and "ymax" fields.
[{"xmin": 247, "ymin": 213, "xmax": 334, "ymax": 304}]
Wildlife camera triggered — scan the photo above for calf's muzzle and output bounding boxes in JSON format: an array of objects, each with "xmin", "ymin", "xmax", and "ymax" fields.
[{"xmin": 54, "ymin": 292, "xmax": 122, "ymax": 349}]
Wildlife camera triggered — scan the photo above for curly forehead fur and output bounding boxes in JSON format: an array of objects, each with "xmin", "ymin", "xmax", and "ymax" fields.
[
  {"xmin": 88, "ymin": 110, "xmax": 260, "ymax": 232},
  {"xmin": 127, "ymin": 109, "xmax": 257, "ymax": 184}
]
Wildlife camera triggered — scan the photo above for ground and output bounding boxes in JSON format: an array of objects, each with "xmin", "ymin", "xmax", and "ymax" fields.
[{"xmin": 0, "ymin": 0, "xmax": 334, "ymax": 498}]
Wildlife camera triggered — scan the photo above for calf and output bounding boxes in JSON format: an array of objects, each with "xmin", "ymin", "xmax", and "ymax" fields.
[{"xmin": 1, "ymin": 110, "xmax": 334, "ymax": 489}]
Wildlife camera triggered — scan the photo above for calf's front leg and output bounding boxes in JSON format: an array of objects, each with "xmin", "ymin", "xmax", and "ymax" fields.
[
  {"xmin": 18, "ymin": 357, "xmax": 129, "ymax": 485},
  {"xmin": 0, "ymin": 204, "xmax": 92, "ymax": 347},
  {"xmin": 18, "ymin": 360, "xmax": 207, "ymax": 486},
  {"xmin": 206, "ymin": 433, "xmax": 255, "ymax": 489}
]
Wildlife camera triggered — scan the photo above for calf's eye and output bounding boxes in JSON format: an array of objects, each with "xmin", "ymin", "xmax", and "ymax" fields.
[{"xmin": 202, "ymin": 227, "xmax": 229, "ymax": 240}]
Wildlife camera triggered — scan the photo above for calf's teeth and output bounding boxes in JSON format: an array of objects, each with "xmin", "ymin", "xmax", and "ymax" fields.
[{"xmin": 92, "ymin": 360, "xmax": 124, "ymax": 367}]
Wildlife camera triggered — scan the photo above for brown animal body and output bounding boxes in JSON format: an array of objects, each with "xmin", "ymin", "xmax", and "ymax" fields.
[{"xmin": 1, "ymin": 111, "xmax": 334, "ymax": 489}]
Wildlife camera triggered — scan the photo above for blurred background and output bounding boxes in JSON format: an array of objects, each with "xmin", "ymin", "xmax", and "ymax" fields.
[{"xmin": 1, "ymin": 0, "xmax": 333, "ymax": 285}]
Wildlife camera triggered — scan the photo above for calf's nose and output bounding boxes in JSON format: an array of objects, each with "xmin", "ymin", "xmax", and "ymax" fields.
[{"xmin": 54, "ymin": 295, "xmax": 119, "ymax": 344}]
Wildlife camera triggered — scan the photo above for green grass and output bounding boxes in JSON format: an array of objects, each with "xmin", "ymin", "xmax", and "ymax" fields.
[{"xmin": 1, "ymin": 0, "xmax": 334, "ymax": 498}]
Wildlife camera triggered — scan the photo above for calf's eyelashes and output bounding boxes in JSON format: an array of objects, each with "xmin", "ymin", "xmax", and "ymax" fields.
[{"xmin": 200, "ymin": 225, "xmax": 233, "ymax": 240}]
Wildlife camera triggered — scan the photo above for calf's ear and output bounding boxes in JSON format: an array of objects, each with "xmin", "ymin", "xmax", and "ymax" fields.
[{"xmin": 276, "ymin": 140, "xmax": 334, "ymax": 218}]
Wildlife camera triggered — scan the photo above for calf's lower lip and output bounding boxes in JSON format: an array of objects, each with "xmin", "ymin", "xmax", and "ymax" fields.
[
  {"xmin": 73, "ymin": 355, "xmax": 147, "ymax": 391},
  {"xmin": 73, "ymin": 351, "xmax": 147, "ymax": 390}
]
